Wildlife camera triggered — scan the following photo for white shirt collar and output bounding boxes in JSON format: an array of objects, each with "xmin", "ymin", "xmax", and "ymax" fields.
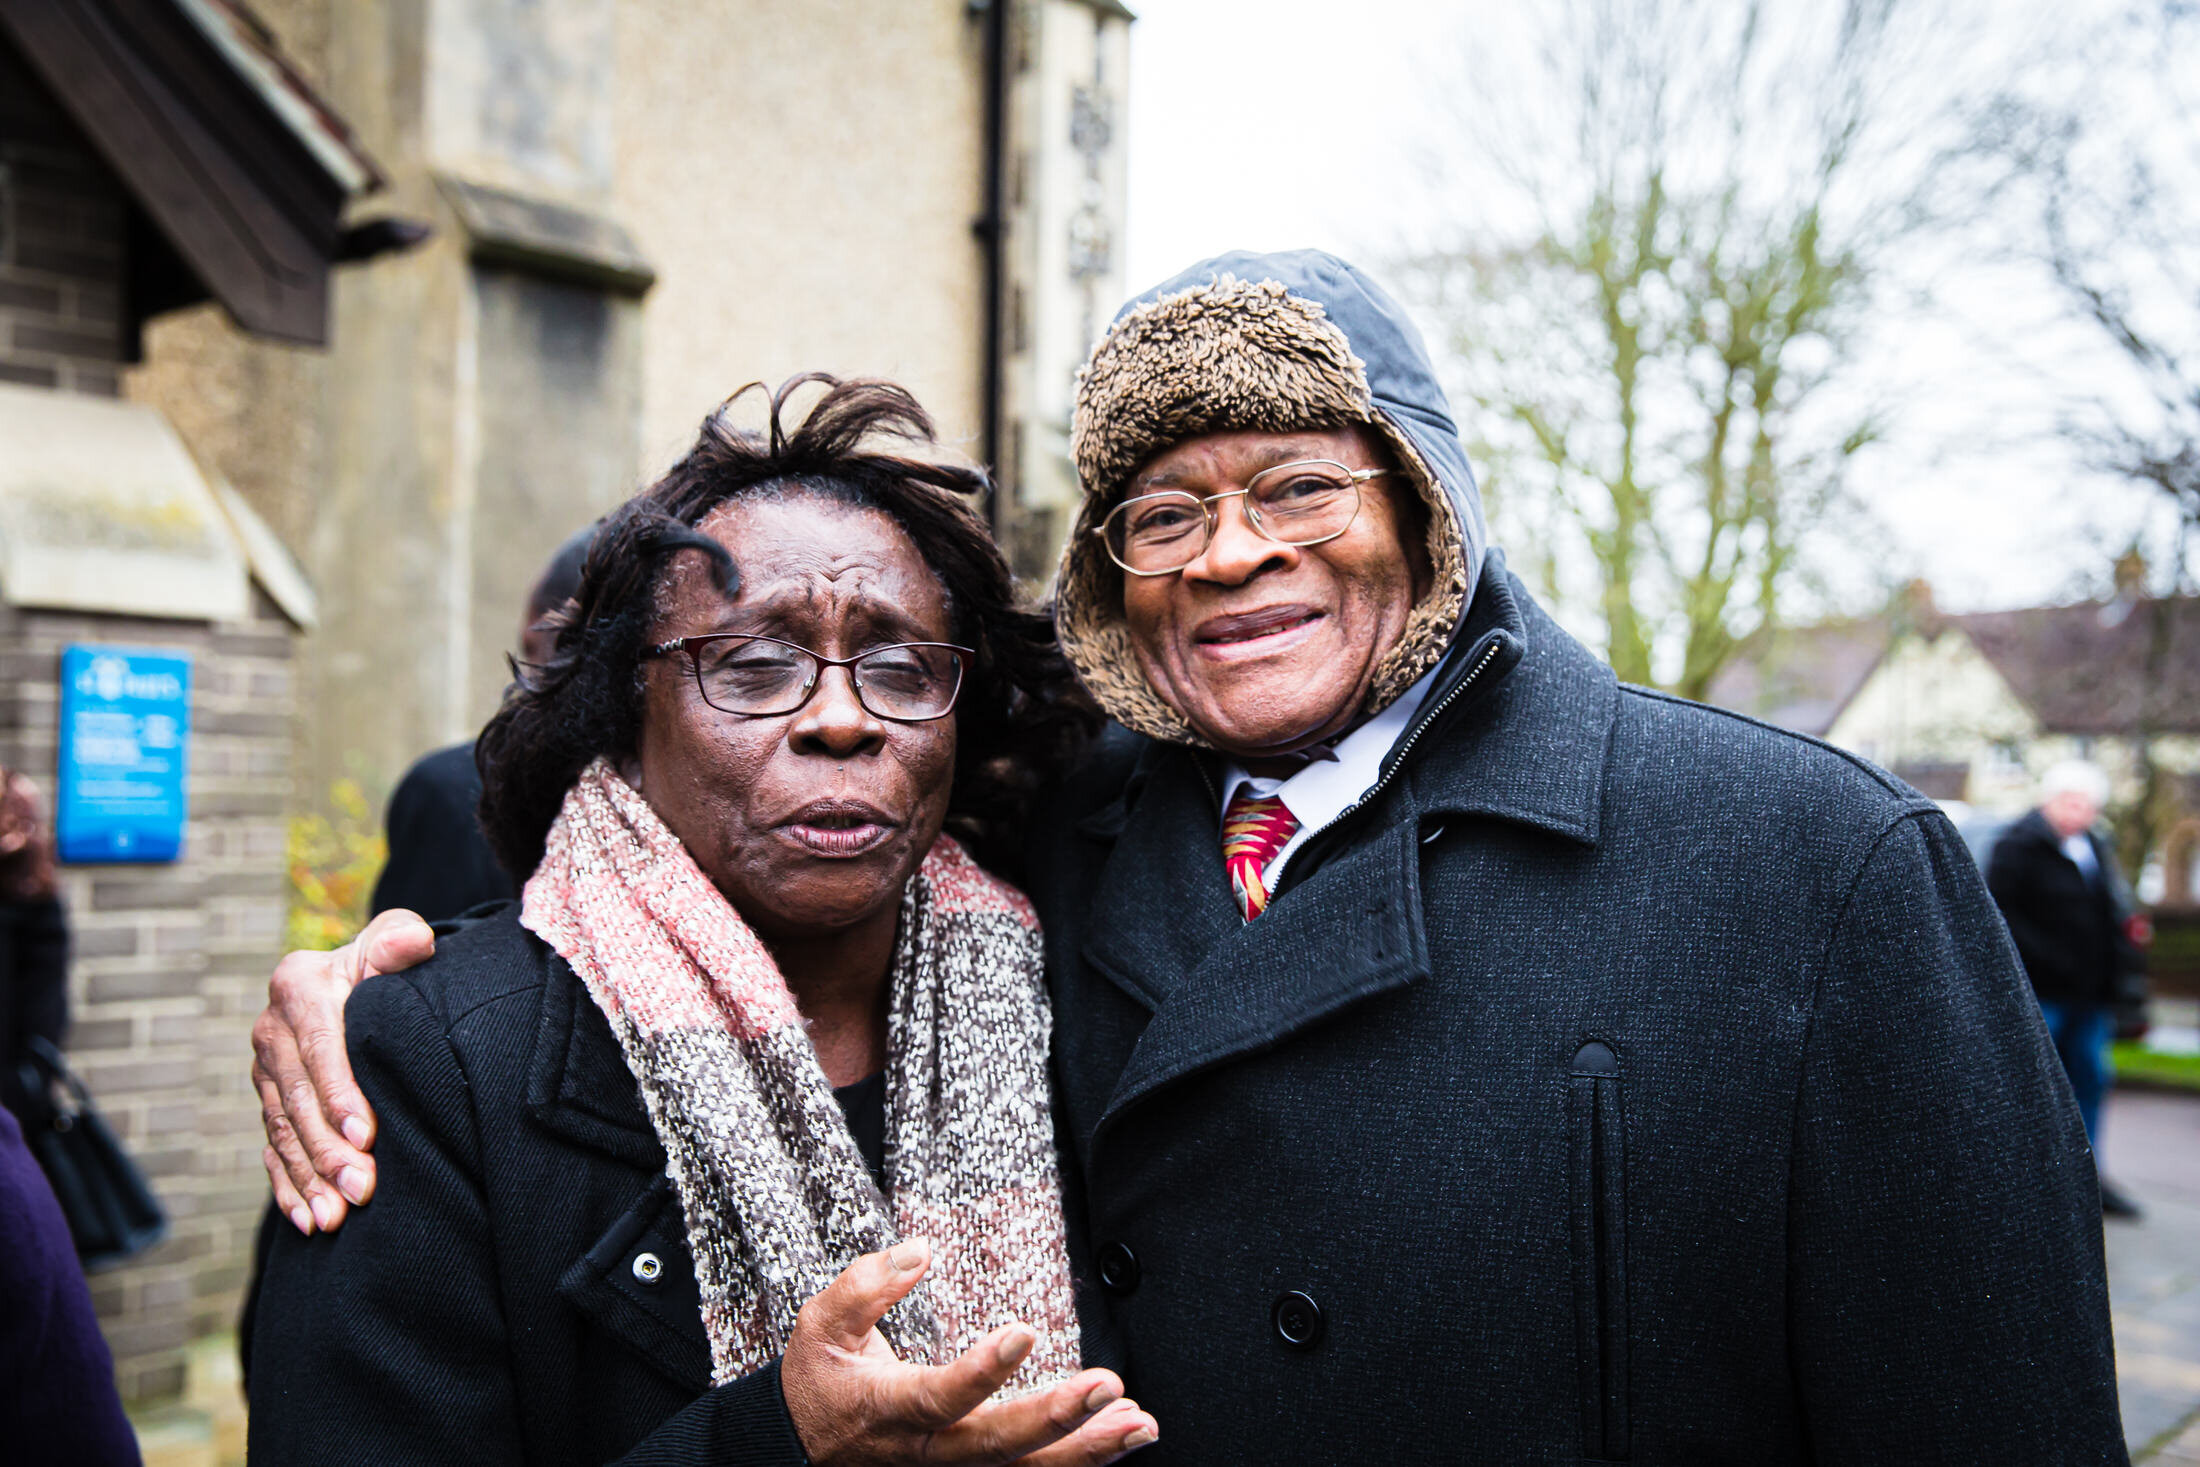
[{"xmin": 1217, "ymin": 665, "xmax": 1442, "ymax": 888}]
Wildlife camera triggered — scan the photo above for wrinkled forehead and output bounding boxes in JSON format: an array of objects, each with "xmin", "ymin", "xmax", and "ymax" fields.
[
  {"xmin": 657, "ymin": 493, "xmax": 952, "ymax": 641},
  {"xmin": 1123, "ymin": 424, "xmax": 1391, "ymax": 498}
]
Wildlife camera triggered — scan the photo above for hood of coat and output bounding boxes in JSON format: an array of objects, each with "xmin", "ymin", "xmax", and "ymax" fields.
[{"xmin": 1055, "ymin": 248, "xmax": 1490, "ymax": 748}]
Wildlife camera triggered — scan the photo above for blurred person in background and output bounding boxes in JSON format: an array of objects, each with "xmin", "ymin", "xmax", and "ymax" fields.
[
  {"xmin": 0, "ymin": 768, "xmax": 67, "ymax": 1136},
  {"xmin": 1988, "ymin": 759, "xmax": 2149, "ymax": 1218},
  {"xmin": 0, "ymin": 768, "xmax": 139, "ymax": 1465},
  {"xmin": 367, "ymin": 523, "xmax": 599, "ymax": 924}
]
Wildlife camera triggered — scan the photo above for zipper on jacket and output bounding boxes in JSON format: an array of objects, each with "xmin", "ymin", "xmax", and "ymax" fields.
[
  {"xmin": 1254, "ymin": 630, "xmax": 1512, "ymax": 897},
  {"xmin": 1569, "ymin": 1040, "xmax": 1630, "ymax": 1461}
]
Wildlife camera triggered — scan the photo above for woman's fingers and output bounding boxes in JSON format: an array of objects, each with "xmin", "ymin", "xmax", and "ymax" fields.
[
  {"xmin": 1018, "ymin": 1396, "xmax": 1160, "ymax": 1464},
  {"xmin": 784, "ymin": 1245, "xmax": 1129, "ymax": 1465},
  {"xmin": 927, "ymin": 1368, "xmax": 1127, "ymax": 1462},
  {"xmin": 890, "ymin": 1323, "xmax": 1042, "ymax": 1434},
  {"xmin": 798, "ymin": 1239, "xmax": 934, "ymax": 1352}
]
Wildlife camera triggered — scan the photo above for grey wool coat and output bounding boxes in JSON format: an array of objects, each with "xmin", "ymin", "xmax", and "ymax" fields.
[{"xmin": 1028, "ymin": 558, "xmax": 2125, "ymax": 1465}]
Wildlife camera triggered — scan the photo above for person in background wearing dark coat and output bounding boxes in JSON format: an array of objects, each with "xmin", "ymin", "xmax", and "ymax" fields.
[
  {"xmin": 1988, "ymin": 759, "xmax": 2148, "ymax": 1218},
  {"xmin": 0, "ymin": 769, "xmax": 140, "ymax": 1466},
  {"xmin": 251, "ymin": 252, "xmax": 2124, "ymax": 1463},
  {"xmin": 367, "ymin": 523, "xmax": 598, "ymax": 924},
  {"xmin": 0, "ymin": 769, "xmax": 69, "ymax": 1136}
]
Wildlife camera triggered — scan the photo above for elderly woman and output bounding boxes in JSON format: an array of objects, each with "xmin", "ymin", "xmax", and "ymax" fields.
[{"xmin": 246, "ymin": 377, "xmax": 1155, "ymax": 1466}]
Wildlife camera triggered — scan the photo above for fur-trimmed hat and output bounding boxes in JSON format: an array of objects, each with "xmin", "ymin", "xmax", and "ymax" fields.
[{"xmin": 1055, "ymin": 250, "xmax": 1488, "ymax": 748}]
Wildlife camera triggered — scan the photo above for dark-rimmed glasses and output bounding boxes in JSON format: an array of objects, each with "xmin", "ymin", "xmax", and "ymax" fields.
[
  {"xmin": 643, "ymin": 634, "xmax": 973, "ymax": 722},
  {"xmin": 1095, "ymin": 459, "xmax": 1387, "ymax": 577}
]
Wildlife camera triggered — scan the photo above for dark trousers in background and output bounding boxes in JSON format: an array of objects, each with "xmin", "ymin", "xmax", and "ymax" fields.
[{"xmin": 2039, "ymin": 999, "xmax": 2113, "ymax": 1149}]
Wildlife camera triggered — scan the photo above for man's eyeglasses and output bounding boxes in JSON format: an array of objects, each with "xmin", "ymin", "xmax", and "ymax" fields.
[
  {"xmin": 1095, "ymin": 459, "xmax": 1385, "ymax": 577},
  {"xmin": 643, "ymin": 634, "xmax": 973, "ymax": 722}
]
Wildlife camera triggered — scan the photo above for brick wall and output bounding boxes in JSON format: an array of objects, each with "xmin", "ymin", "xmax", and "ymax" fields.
[
  {"xmin": 0, "ymin": 592, "xmax": 296, "ymax": 1401},
  {"xmin": 0, "ymin": 38, "xmax": 127, "ymax": 396}
]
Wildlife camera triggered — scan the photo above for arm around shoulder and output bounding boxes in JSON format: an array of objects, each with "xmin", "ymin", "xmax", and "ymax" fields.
[{"xmin": 1787, "ymin": 809, "xmax": 2123, "ymax": 1464}]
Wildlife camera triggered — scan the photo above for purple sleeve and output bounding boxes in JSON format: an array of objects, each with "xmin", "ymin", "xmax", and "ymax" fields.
[{"xmin": 0, "ymin": 1103, "xmax": 141, "ymax": 1467}]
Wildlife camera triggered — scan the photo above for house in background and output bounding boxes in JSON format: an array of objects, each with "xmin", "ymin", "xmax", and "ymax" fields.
[{"xmin": 1705, "ymin": 580, "xmax": 2200, "ymax": 908}]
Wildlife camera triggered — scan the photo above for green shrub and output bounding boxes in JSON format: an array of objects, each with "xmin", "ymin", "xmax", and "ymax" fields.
[{"xmin": 285, "ymin": 778, "xmax": 386, "ymax": 951}]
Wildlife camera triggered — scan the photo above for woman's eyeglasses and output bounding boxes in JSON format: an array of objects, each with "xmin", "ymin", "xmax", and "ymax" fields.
[
  {"xmin": 643, "ymin": 634, "xmax": 973, "ymax": 722},
  {"xmin": 1095, "ymin": 459, "xmax": 1385, "ymax": 577}
]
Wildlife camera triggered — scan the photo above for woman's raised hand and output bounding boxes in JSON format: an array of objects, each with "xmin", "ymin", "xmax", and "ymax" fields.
[
  {"xmin": 784, "ymin": 1241, "xmax": 1158, "ymax": 1465},
  {"xmin": 251, "ymin": 908, "xmax": 433, "ymax": 1233}
]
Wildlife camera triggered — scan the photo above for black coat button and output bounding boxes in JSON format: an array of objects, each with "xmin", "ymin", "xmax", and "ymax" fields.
[
  {"xmin": 1271, "ymin": 1291, "xmax": 1323, "ymax": 1349},
  {"xmin": 1097, "ymin": 1241, "xmax": 1140, "ymax": 1295}
]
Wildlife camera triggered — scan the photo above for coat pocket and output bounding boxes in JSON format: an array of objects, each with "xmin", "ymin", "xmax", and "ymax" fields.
[
  {"xmin": 1568, "ymin": 1040, "xmax": 1630, "ymax": 1462},
  {"xmin": 556, "ymin": 1174, "xmax": 713, "ymax": 1393}
]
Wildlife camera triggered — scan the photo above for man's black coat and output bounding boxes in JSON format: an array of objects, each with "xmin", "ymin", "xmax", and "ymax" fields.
[
  {"xmin": 1028, "ymin": 561, "xmax": 2125, "ymax": 1465},
  {"xmin": 1987, "ymin": 809, "xmax": 2142, "ymax": 1006}
]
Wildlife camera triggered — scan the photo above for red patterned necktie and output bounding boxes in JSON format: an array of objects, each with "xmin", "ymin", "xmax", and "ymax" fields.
[{"xmin": 1222, "ymin": 787, "xmax": 1300, "ymax": 922}]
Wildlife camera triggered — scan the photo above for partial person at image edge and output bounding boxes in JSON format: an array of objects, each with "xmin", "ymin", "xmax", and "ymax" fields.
[{"xmin": 0, "ymin": 770, "xmax": 138, "ymax": 1467}]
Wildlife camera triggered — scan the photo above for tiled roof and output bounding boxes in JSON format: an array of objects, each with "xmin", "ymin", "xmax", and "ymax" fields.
[
  {"xmin": 1700, "ymin": 617, "xmax": 1894, "ymax": 736},
  {"xmin": 1703, "ymin": 594, "xmax": 2200, "ymax": 737},
  {"xmin": 1951, "ymin": 597, "xmax": 2200, "ymax": 736}
]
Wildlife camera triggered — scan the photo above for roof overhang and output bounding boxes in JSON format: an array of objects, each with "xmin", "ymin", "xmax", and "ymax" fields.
[{"xmin": 0, "ymin": 0, "xmax": 410, "ymax": 346}]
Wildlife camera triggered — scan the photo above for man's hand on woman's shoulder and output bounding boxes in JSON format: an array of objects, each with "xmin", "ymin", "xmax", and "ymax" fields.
[{"xmin": 251, "ymin": 908, "xmax": 435, "ymax": 1234}]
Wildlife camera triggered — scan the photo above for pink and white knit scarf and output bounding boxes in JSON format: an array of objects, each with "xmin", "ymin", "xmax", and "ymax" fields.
[{"xmin": 521, "ymin": 758, "xmax": 1079, "ymax": 1389}]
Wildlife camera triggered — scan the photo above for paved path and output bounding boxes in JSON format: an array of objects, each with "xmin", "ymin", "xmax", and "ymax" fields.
[{"xmin": 2102, "ymin": 1089, "xmax": 2200, "ymax": 1460}]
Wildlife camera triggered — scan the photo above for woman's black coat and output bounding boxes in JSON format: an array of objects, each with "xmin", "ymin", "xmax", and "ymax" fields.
[
  {"xmin": 247, "ymin": 910, "xmax": 809, "ymax": 1466},
  {"xmin": 1027, "ymin": 560, "xmax": 2124, "ymax": 1465}
]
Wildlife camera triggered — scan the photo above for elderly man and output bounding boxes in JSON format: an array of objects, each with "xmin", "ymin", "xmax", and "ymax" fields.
[
  {"xmin": 1988, "ymin": 759, "xmax": 2148, "ymax": 1218},
  {"xmin": 253, "ymin": 251, "xmax": 2123, "ymax": 1463}
]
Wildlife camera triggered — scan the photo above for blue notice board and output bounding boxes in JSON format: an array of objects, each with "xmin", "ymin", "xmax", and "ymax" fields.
[{"xmin": 58, "ymin": 646, "xmax": 192, "ymax": 863}]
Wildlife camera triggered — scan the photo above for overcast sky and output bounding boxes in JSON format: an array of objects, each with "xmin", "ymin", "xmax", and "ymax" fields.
[{"xmin": 1119, "ymin": 0, "xmax": 2177, "ymax": 617}]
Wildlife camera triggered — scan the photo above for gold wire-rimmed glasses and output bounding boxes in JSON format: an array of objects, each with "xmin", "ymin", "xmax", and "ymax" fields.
[
  {"xmin": 1094, "ymin": 459, "xmax": 1386, "ymax": 577},
  {"xmin": 643, "ymin": 633, "xmax": 974, "ymax": 722}
]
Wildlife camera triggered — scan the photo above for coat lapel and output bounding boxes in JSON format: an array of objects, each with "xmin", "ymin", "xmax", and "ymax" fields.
[
  {"xmin": 1404, "ymin": 575, "xmax": 1616, "ymax": 847},
  {"xmin": 556, "ymin": 1174, "xmax": 714, "ymax": 1393},
  {"xmin": 523, "ymin": 937, "xmax": 713, "ymax": 1389},
  {"xmin": 525, "ymin": 946, "xmax": 666, "ymax": 1172},
  {"xmin": 1096, "ymin": 806, "xmax": 1432, "ymax": 1129},
  {"xmin": 1079, "ymin": 750, "xmax": 1240, "ymax": 1013}
]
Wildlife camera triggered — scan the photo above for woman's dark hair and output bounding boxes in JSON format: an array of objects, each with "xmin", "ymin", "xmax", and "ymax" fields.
[{"xmin": 475, "ymin": 372, "xmax": 1096, "ymax": 880}]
